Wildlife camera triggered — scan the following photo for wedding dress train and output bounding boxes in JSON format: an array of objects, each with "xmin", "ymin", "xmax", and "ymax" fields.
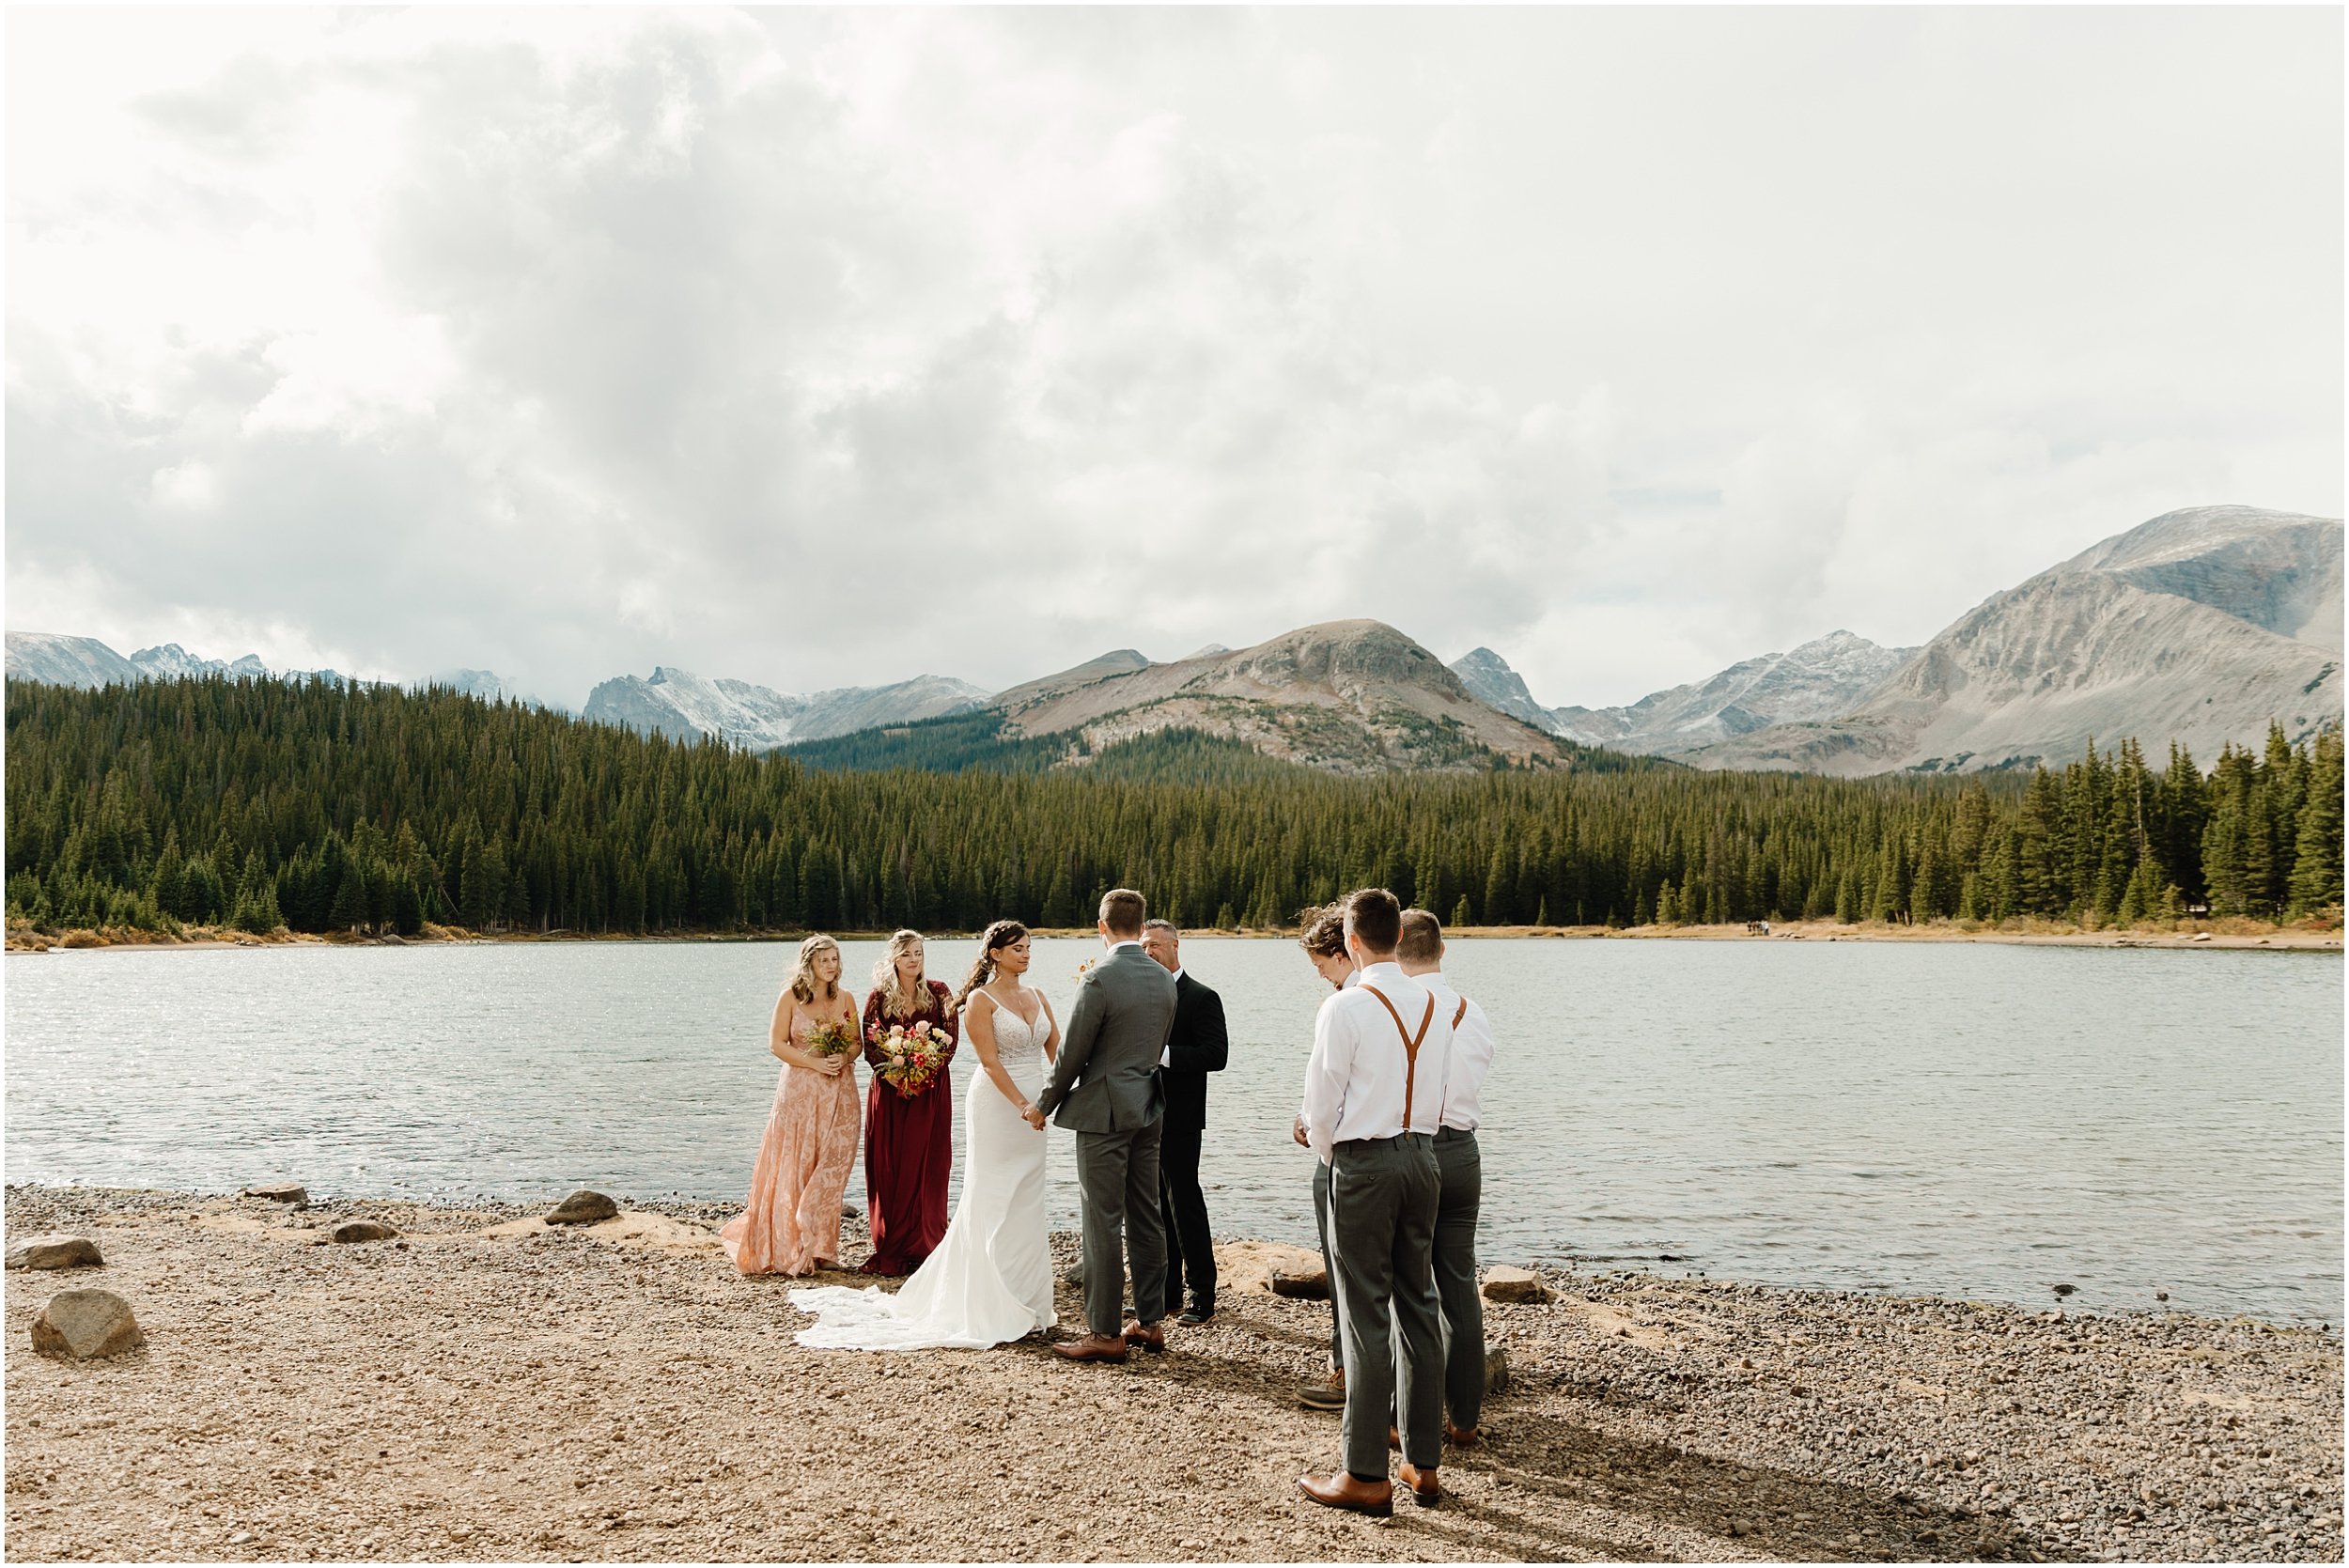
[{"xmin": 790, "ymin": 994, "xmax": 1057, "ymax": 1349}]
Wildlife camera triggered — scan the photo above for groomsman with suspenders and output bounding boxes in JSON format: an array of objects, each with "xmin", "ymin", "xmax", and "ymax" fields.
[
  {"xmin": 1396, "ymin": 908, "xmax": 1495, "ymax": 1446},
  {"xmin": 1297, "ymin": 888, "xmax": 1456, "ymax": 1514}
]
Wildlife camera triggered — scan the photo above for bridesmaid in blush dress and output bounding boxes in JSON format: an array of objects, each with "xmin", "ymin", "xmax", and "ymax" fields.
[
  {"xmin": 721, "ymin": 934, "xmax": 863, "ymax": 1276},
  {"xmin": 859, "ymin": 930, "xmax": 958, "ymax": 1276}
]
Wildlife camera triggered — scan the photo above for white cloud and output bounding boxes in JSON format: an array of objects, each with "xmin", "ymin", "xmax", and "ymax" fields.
[
  {"xmin": 6, "ymin": 7, "xmax": 2340, "ymax": 710},
  {"xmin": 148, "ymin": 461, "xmax": 218, "ymax": 513}
]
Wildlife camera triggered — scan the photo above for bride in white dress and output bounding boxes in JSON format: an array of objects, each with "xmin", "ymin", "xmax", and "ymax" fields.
[{"xmin": 791, "ymin": 921, "xmax": 1060, "ymax": 1349}]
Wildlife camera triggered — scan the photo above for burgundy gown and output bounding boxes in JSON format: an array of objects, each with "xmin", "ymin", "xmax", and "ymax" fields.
[{"xmin": 859, "ymin": 979, "xmax": 959, "ymax": 1275}]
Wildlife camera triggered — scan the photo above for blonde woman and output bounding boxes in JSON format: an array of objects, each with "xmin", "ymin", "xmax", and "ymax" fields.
[
  {"xmin": 721, "ymin": 935, "xmax": 864, "ymax": 1276},
  {"xmin": 857, "ymin": 930, "xmax": 959, "ymax": 1276}
]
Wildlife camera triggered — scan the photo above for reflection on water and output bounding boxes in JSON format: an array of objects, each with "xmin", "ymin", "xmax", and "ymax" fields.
[{"xmin": 6, "ymin": 937, "xmax": 2340, "ymax": 1321}]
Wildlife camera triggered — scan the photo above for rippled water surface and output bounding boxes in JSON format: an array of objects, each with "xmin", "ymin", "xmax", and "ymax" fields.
[{"xmin": 7, "ymin": 938, "xmax": 2339, "ymax": 1321}]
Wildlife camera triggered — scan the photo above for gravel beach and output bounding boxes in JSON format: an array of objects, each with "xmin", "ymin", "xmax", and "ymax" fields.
[{"xmin": 5, "ymin": 1185, "xmax": 2340, "ymax": 1562}]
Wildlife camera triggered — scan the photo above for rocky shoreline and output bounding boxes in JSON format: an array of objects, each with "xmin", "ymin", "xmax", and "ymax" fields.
[{"xmin": 5, "ymin": 1184, "xmax": 2341, "ymax": 1562}]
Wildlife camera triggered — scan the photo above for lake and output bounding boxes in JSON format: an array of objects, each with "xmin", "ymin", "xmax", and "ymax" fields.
[{"xmin": 5, "ymin": 937, "xmax": 2339, "ymax": 1322}]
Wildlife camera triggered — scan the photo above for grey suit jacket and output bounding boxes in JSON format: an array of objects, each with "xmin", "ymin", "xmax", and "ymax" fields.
[{"xmin": 1036, "ymin": 944, "xmax": 1178, "ymax": 1133}]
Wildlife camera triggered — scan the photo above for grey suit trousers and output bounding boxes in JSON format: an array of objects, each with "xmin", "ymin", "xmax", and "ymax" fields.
[
  {"xmin": 1313, "ymin": 1157, "xmax": 1342, "ymax": 1371},
  {"xmin": 1074, "ymin": 1122, "xmax": 1167, "ymax": 1338},
  {"xmin": 1433, "ymin": 1126, "xmax": 1486, "ymax": 1431},
  {"xmin": 1327, "ymin": 1134, "xmax": 1442, "ymax": 1477}
]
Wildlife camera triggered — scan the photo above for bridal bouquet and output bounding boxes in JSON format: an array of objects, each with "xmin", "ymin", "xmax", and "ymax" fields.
[
  {"xmin": 804, "ymin": 1019, "xmax": 860, "ymax": 1060},
  {"xmin": 869, "ymin": 1020, "xmax": 952, "ymax": 1097}
]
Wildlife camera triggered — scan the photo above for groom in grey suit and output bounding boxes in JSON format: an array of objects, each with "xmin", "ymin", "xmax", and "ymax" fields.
[{"xmin": 1033, "ymin": 888, "xmax": 1180, "ymax": 1361}]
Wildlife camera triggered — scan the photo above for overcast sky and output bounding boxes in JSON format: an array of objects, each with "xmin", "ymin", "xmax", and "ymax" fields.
[{"xmin": 8, "ymin": 7, "xmax": 2341, "ymax": 709}]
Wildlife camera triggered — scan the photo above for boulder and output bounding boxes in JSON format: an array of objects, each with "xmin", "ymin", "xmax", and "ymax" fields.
[
  {"xmin": 242, "ymin": 1183, "xmax": 309, "ymax": 1205},
  {"xmin": 29, "ymin": 1289, "xmax": 144, "ymax": 1359},
  {"xmin": 1482, "ymin": 1265, "xmax": 1553, "ymax": 1304},
  {"xmin": 1059, "ymin": 1263, "xmax": 1085, "ymax": 1286},
  {"xmin": 546, "ymin": 1190, "xmax": 618, "ymax": 1226},
  {"xmin": 6, "ymin": 1234, "xmax": 102, "ymax": 1271},
  {"xmin": 1484, "ymin": 1344, "xmax": 1510, "ymax": 1396},
  {"xmin": 1216, "ymin": 1241, "xmax": 1327, "ymax": 1297},
  {"xmin": 1270, "ymin": 1265, "xmax": 1330, "ymax": 1301},
  {"xmin": 324, "ymin": 1219, "xmax": 398, "ymax": 1244}
]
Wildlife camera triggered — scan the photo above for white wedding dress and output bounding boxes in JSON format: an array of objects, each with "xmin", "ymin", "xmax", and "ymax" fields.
[{"xmin": 790, "ymin": 992, "xmax": 1057, "ymax": 1349}]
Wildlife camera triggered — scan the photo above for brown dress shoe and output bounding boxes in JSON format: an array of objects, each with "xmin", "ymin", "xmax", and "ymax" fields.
[
  {"xmin": 1396, "ymin": 1461, "xmax": 1439, "ymax": 1508},
  {"xmin": 1053, "ymin": 1332, "xmax": 1130, "ymax": 1363},
  {"xmin": 1297, "ymin": 1468, "xmax": 1393, "ymax": 1517},
  {"xmin": 1445, "ymin": 1421, "xmax": 1480, "ymax": 1448},
  {"xmin": 1121, "ymin": 1318, "xmax": 1167, "ymax": 1353}
]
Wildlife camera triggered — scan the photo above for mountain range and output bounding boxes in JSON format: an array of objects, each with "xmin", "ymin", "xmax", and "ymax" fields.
[
  {"xmin": 580, "ymin": 668, "xmax": 988, "ymax": 748},
  {"xmin": 3, "ymin": 634, "xmax": 348, "ymax": 691},
  {"xmin": 9, "ymin": 504, "xmax": 2339, "ymax": 777},
  {"xmin": 1451, "ymin": 630, "xmax": 1918, "ymax": 758},
  {"xmin": 1685, "ymin": 505, "xmax": 2340, "ymax": 773}
]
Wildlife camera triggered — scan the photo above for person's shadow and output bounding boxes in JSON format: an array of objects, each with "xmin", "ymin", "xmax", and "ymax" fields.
[{"xmin": 1046, "ymin": 1302, "xmax": 2061, "ymax": 1563}]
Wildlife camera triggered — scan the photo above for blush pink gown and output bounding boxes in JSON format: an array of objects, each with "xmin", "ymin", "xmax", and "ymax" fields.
[{"xmin": 721, "ymin": 1000, "xmax": 863, "ymax": 1276}]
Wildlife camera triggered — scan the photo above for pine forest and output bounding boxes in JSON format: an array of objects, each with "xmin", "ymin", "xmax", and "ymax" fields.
[{"xmin": 5, "ymin": 675, "xmax": 2341, "ymax": 940}]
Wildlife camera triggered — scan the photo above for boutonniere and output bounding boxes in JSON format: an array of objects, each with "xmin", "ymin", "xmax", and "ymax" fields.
[{"xmin": 1075, "ymin": 956, "xmax": 1098, "ymax": 983}]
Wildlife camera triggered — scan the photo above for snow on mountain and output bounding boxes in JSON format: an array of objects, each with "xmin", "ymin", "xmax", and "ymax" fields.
[
  {"xmin": 7, "ymin": 630, "xmax": 349, "ymax": 691},
  {"xmin": 582, "ymin": 668, "xmax": 804, "ymax": 747},
  {"xmin": 1548, "ymin": 630, "xmax": 1918, "ymax": 757},
  {"xmin": 132, "ymin": 644, "xmax": 343, "ymax": 684},
  {"xmin": 1687, "ymin": 505, "xmax": 2344, "ymax": 775},
  {"xmin": 129, "ymin": 643, "xmax": 222, "ymax": 679},
  {"xmin": 421, "ymin": 668, "xmax": 559, "ymax": 710},
  {"xmin": 5, "ymin": 631, "xmax": 141, "ymax": 688},
  {"xmin": 581, "ymin": 667, "xmax": 986, "ymax": 749},
  {"xmin": 791, "ymin": 675, "xmax": 989, "ymax": 741}
]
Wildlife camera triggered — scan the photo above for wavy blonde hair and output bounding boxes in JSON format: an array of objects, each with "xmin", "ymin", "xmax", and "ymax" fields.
[
  {"xmin": 788, "ymin": 934, "xmax": 844, "ymax": 1004},
  {"xmin": 870, "ymin": 929, "xmax": 932, "ymax": 1017}
]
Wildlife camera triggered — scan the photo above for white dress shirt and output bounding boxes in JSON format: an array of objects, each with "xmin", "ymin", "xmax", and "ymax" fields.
[
  {"xmin": 1159, "ymin": 966, "xmax": 1185, "ymax": 1066},
  {"xmin": 1299, "ymin": 961, "xmax": 1455, "ymax": 1165},
  {"xmin": 1416, "ymin": 972, "xmax": 1493, "ymax": 1132}
]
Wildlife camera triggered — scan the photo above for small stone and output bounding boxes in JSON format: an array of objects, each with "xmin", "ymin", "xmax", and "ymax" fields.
[
  {"xmin": 546, "ymin": 1190, "xmax": 618, "ymax": 1225},
  {"xmin": 29, "ymin": 1288, "xmax": 144, "ymax": 1359},
  {"xmin": 1482, "ymin": 1265, "xmax": 1553, "ymax": 1304},
  {"xmin": 2052, "ymin": 1282, "xmax": 2077, "ymax": 1297},
  {"xmin": 324, "ymin": 1219, "xmax": 398, "ymax": 1244},
  {"xmin": 241, "ymin": 1183, "xmax": 308, "ymax": 1205},
  {"xmin": 842, "ymin": 1203, "xmax": 863, "ymax": 1219},
  {"xmin": 6, "ymin": 1234, "xmax": 102, "ymax": 1270},
  {"xmin": 1270, "ymin": 1265, "xmax": 1330, "ymax": 1301},
  {"xmin": 1483, "ymin": 1343, "xmax": 1510, "ymax": 1396}
]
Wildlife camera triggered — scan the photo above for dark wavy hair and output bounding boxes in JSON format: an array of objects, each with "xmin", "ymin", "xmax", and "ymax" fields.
[{"xmin": 954, "ymin": 920, "xmax": 1031, "ymax": 1012}]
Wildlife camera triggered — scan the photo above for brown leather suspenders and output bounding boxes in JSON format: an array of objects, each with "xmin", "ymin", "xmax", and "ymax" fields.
[{"xmin": 1359, "ymin": 985, "xmax": 1437, "ymax": 1132}]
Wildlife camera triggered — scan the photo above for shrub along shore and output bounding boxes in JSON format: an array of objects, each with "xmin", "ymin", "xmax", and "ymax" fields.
[{"xmin": 4, "ymin": 1184, "xmax": 2341, "ymax": 1563}]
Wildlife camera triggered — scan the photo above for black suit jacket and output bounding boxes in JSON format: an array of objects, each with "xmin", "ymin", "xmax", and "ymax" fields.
[{"xmin": 1159, "ymin": 971, "xmax": 1230, "ymax": 1133}]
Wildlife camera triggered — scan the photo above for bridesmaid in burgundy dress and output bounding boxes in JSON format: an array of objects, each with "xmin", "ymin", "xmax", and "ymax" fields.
[{"xmin": 860, "ymin": 930, "xmax": 958, "ymax": 1275}]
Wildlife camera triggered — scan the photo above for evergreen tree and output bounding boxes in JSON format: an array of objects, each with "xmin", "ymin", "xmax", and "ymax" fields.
[{"xmin": 2288, "ymin": 729, "xmax": 2345, "ymax": 918}]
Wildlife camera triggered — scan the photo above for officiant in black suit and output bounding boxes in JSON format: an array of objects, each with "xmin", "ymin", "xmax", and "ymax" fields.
[{"xmin": 1142, "ymin": 918, "xmax": 1229, "ymax": 1325}]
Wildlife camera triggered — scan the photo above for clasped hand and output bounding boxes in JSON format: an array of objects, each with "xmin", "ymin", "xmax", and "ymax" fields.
[{"xmin": 1022, "ymin": 1103, "xmax": 1048, "ymax": 1130}]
